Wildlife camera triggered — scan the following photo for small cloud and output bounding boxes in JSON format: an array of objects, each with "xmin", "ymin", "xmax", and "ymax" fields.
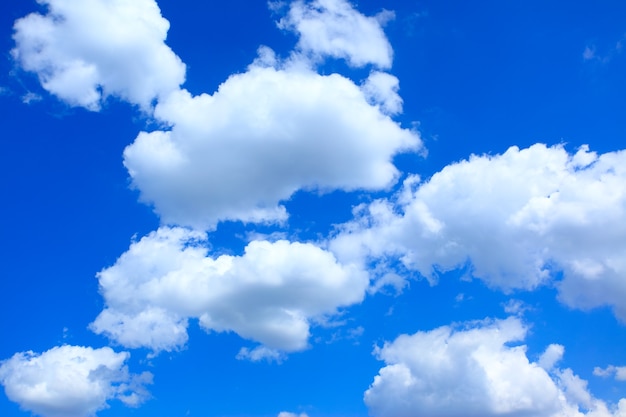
[
  {"xmin": 326, "ymin": 325, "xmax": 365, "ymax": 345},
  {"xmin": 369, "ymin": 271, "xmax": 408, "ymax": 295},
  {"xmin": 538, "ymin": 344, "xmax": 564, "ymax": 371},
  {"xmin": 21, "ymin": 92, "xmax": 42, "ymax": 104},
  {"xmin": 583, "ymin": 34, "xmax": 626, "ymax": 64},
  {"xmin": 348, "ymin": 326, "xmax": 364, "ymax": 339},
  {"xmin": 593, "ymin": 365, "xmax": 626, "ymax": 381},
  {"xmin": 276, "ymin": 0, "xmax": 394, "ymax": 68},
  {"xmin": 236, "ymin": 346, "xmax": 285, "ymax": 363},
  {"xmin": 278, "ymin": 412, "xmax": 309, "ymax": 417},
  {"xmin": 245, "ymin": 230, "xmax": 288, "ymax": 243},
  {"xmin": 455, "ymin": 293, "xmax": 464, "ymax": 302},
  {"xmin": 583, "ymin": 46, "xmax": 596, "ymax": 61},
  {"xmin": 502, "ymin": 299, "xmax": 529, "ymax": 316}
]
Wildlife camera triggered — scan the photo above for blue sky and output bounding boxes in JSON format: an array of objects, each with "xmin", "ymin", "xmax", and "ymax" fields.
[{"xmin": 1, "ymin": 1, "xmax": 626, "ymax": 416}]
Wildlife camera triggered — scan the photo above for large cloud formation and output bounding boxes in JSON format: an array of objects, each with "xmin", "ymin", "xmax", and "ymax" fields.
[
  {"xmin": 331, "ymin": 144, "xmax": 626, "ymax": 320},
  {"xmin": 124, "ymin": 59, "xmax": 419, "ymax": 229},
  {"xmin": 90, "ymin": 227, "xmax": 369, "ymax": 359},
  {"xmin": 0, "ymin": 345, "xmax": 151, "ymax": 417},
  {"xmin": 12, "ymin": 0, "xmax": 185, "ymax": 110},
  {"xmin": 365, "ymin": 317, "xmax": 626, "ymax": 417}
]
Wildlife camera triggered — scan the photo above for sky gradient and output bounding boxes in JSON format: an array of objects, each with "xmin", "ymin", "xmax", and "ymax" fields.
[{"xmin": 1, "ymin": 1, "xmax": 626, "ymax": 416}]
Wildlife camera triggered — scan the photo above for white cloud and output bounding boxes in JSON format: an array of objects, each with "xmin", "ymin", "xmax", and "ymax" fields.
[
  {"xmin": 12, "ymin": 0, "xmax": 185, "ymax": 110},
  {"xmin": 594, "ymin": 365, "xmax": 626, "ymax": 381},
  {"xmin": 364, "ymin": 317, "xmax": 626, "ymax": 417},
  {"xmin": 90, "ymin": 227, "xmax": 369, "ymax": 356},
  {"xmin": 123, "ymin": 55, "xmax": 420, "ymax": 229},
  {"xmin": 0, "ymin": 345, "xmax": 151, "ymax": 417},
  {"xmin": 276, "ymin": 0, "xmax": 394, "ymax": 68},
  {"xmin": 278, "ymin": 412, "xmax": 309, "ymax": 417},
  {"xmin": 237, "ymin": 346, "xmax": 284, "ymax": 363},
  {"xmin": 331, "ymin": 144, "xmax": 626, "ymax": 320}
]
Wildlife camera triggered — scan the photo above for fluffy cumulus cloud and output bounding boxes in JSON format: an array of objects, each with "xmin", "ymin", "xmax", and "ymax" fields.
[
  {"xmin": 90, "ymin": 227, "xmax": 369, "ymax": 358},
  {"xmin": 123, "ymin": 53, "xmax": 420, "ymax": 229},
  {"xmin": 12, "ymin": 0, "xmax": 185, "ymax": 110},
  {"xmin": 331, "ymin": 144, "xmax": 626, "ymax": 320},
  {"xmin": 365, "ymin": 317, "xmax": 626, "ymax": 417},
  {"xmin": 0, "ymin": 345, "xmax": 151, "ymax": 417},
  {"xmin": 275, "ymin": 0, "xmax": 394, "ymax": 68}
]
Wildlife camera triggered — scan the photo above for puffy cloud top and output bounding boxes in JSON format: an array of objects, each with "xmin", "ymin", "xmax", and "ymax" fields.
[
  {"xmin": 12, "ymin": 0, "xmax": 185, "ymax": 110},
  {"xmin": 0, "ymin": 345, "xmax": 151, "ymax": 417}
]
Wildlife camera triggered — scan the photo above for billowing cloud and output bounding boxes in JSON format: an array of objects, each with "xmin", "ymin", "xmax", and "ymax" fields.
[
  {"xmin": 365, "ymin": 317, "xmax": 626, "ymax": 417},
  {"xmin": 276, "ymin": 0, "xmax": 394, "ymax": 68},
  {"xmin": 123, "ymin": 52, "xmax": 420, "ymax": 229},
  {"xmin": 0, "ymin": 345, "xmax": 151, "ymax": 417},
  {"xmin": 331, "ymin": 144, "xmax": 626, "ymax": 320},
  {"xmin": 12, "ymin": 0, "xmax": 185, "ymax": 110},
  {"xmin": 90, "ymin": 227, "xmax": 369, "ymax": 358}
]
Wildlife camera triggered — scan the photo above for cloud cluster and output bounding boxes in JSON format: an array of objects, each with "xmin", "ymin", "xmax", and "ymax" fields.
[
  {"xmin": 12, "ymin": 0, "xmax": 185, "ymax": 110},
  {"xmin": 275, "ymin": 0, "xmax": 394, "ymax": 68},
  {"xmin": 12, "ymin": 0, "xmax": 418, "ymax": 230},
  {"xmin": 331, "ymin": 144, "xmax": 626, "ymax": 320},
  {"xmin": 365, "ymin": 317, "xmax": 626, "ymax": 417},
  {"xmin": 0, "ymin": 345, "xmax": 151, "ymax": 417},
  {"xmin": 90, "ymin": 227, "xmax": 369, "ymax": 358},
  {"xmin": 10, "ymin": 0, "xmax": 626, "ymax": 416},
  {"xmin": 9, "ymin": 0, "xmax": 417, "ymax": 376}
]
